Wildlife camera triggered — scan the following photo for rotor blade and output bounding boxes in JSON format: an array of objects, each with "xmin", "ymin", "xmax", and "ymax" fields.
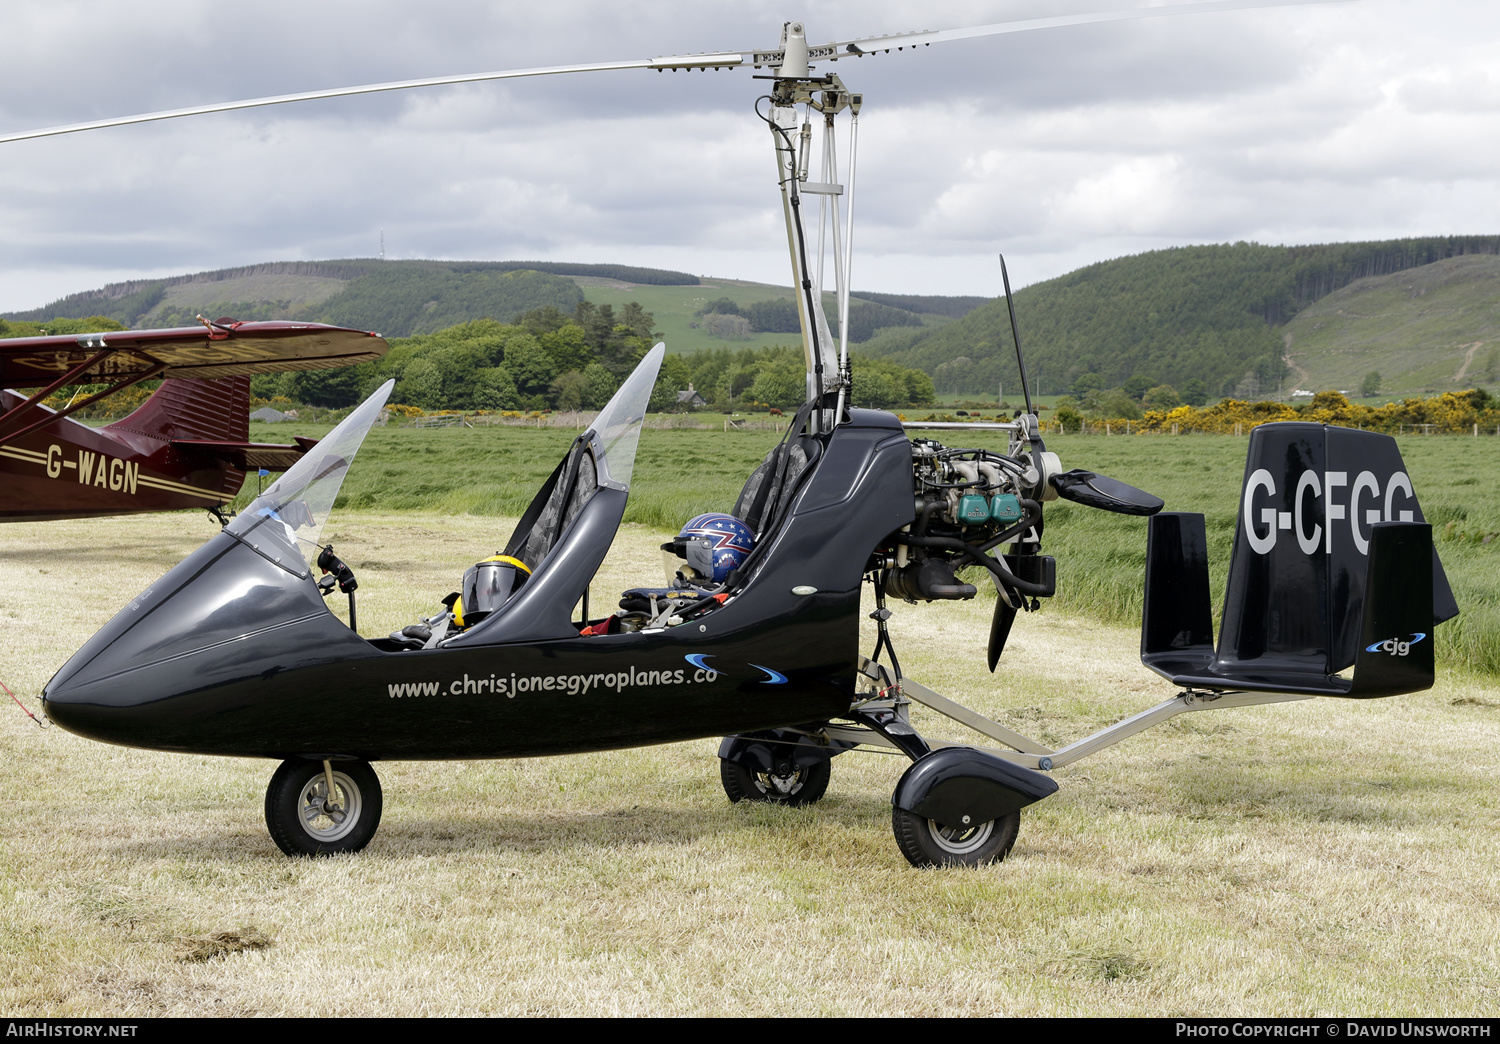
[
  {"xmin": 0, "ymin": 57, "xmax": 679, "ymax": 145},
  {"xmin": 1050, "ymin": 469, "xmax": 1164, "ymax": 516},
  {"xmin": 0, "ymin": 0, "xmax": 1350, "ymax": 146},
  {"xmin": 830, "ymin": 0, "xmax": 1347, "ymax": 58}
]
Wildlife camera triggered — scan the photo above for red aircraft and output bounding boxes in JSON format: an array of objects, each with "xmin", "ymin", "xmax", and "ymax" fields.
[{"xmin": 0, "ymin": 318, "xmax": 388, "ymax": 522}]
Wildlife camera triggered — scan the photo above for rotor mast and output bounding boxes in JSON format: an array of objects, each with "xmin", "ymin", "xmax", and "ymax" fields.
[{"xmin": 764, "ymin": 22, "xmax": 861, "ymax": 430}]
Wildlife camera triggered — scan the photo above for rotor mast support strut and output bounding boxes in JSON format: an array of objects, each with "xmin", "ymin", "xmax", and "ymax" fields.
[{"xmin": 764, "ymin": 21, "xmax": 861, "ymax": 427}]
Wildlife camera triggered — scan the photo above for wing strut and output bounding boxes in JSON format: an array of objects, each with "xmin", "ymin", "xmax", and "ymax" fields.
[{"xmin": 0, "ymin": 350, "xmax": 167, "ymax": 448}]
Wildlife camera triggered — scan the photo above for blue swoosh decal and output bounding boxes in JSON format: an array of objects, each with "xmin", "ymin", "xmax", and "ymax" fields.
[
  {"xmin": 1366, "ymin": 632, "xmax": 1427, "ymax": 652},
  {"xmin": 684, "ymin": 653, "xmax": 715, "ymax": 670},
  {"xmin": 750, "ymin": 663, "xmax": 788, "ymax": 685}
]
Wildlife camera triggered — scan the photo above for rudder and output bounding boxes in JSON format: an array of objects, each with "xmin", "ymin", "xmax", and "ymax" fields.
[{"xmin": 1142, "ymin": 422, "xmax": 1455, "ymax": 697}]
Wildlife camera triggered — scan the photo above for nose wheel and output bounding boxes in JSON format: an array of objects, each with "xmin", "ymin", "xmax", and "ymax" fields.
[{"xmin": 265, "ymin": 758, "xmax": 383, "ymax": 856}]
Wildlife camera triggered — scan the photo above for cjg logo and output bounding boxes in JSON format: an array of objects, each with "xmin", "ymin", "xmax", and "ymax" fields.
[{"xmin": 1366, "ymin": 632, "xmax": 1427, "ymax": 657}]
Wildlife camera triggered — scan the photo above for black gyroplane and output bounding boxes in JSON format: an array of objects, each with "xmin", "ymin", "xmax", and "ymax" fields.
[{"xmin": 30, "ymin": 2, "xmax": 1458, "ymax": 866}]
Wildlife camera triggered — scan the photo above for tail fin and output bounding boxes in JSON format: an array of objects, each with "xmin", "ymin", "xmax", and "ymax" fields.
[
  {"xmin": 1142, "ymin": 422, "xmax": 1456, "ymax": 698},
  {"xmin": 104, "ymin": 376, "xmax": 250, "ymax": 443}
]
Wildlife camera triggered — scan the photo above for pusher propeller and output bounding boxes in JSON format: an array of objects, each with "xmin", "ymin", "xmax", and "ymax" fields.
[{"xmin": 1050, "ymin": 469, "xmax": 1164, "ymax": 516}]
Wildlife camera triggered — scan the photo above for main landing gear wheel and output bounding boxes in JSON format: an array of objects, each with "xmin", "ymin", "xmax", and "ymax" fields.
[
  {"xmin": 720, "ymin": 755, "xmax": 831, "ymax": 807},
  {"xmin": 265, "ymin": 759, "xmax": 383, "ymax": 856},
  {"xmin": 891, "ymin": 807, "xmax": 1020, "ymax": 868}
]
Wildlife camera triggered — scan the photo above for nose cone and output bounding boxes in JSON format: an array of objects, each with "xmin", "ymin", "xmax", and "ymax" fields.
[
  {"xmin": 41, "ymin": 686, "xmax": 141, "ymax": 748},
  {"xmin": 43, "ymin": 531, "xmax": 334, "ymax": 753}
]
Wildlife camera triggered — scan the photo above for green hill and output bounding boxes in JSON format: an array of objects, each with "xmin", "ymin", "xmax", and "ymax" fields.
[
  {"xmin": 4, "ymin": 260, "xmax": 700, "ymax": 338},
  {"xmin": 577, "ymin": 278, "xmax": 970, "ymax": 355},
  {"xmin": 869, "ymin": 236, "xmax": 1500, "ymax": 399},
  {"xmin": 1280, "ymin": 254, "xmax": 1500, "ymax": 396},
  {"xmin": 14, "ymin": 238, "xmax": 1500, "ymax": 394},
  {"xmin": 5, "ymin": 259, "xmax": 982, "ymax": 351}
]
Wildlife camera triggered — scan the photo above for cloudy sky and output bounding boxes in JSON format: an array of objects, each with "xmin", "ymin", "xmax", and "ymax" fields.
[{"xmin": 0, "ymin": 0, "xmax": 1495, "ymax": 313}]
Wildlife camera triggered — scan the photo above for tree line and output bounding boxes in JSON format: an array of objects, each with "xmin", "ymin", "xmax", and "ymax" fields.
[
  {"xmin": 259, "ymin": 302, "xmax": 937, "ymax": 414},
  {"xmin": 693, "ymin": 295, "xmax": 940, "ymax": 344},
  {"xmin": 4, "ymin": 259, "xmax": 700, "ymax": 330}
]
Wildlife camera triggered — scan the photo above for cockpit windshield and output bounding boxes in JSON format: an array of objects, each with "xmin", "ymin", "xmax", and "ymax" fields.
[
  {"xmin": 589, "ymin": 342, "xmax": 663, "ymax": 491},
  {"xmin": 225, "ymin": 379, "xmax": 395, "ymax": 577}
]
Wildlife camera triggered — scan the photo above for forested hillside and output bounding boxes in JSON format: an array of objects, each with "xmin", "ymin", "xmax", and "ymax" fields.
[
  {"xmin": 690, "ymin": 294, "xmax": 951, "ymax": 344},
  {"xmin": 6, "ymin": 259, "xmax": 699, "ymax": 336},
  {"xmin": 3, "ymin": 258, "xmax": 981, "ymax": 350},
  {"xmin": 12, "ymin": 236, "xmax": 1500, "ymax": 402},
  {"xmin": 871, "ymin": 236, "xmax": 1500, "ymax": 399},
  {"xmin": 1280, "ymin": 254, "xmax": 1500, "ymax": 395}
]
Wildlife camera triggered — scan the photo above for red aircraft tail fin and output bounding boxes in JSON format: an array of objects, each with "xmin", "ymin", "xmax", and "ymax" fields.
[{"xmin": 104, "ymin": 376, "xmax": 250, "ymax": 443}]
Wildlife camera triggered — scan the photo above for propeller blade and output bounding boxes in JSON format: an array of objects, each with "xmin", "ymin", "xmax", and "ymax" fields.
[
  {"xmin": 988, "ymin": 595, "xmax": 1018, "ymax": 672},
  {"xmin": 1051, "ymin": 469, "xmax": 1164, "ymax": 516},
  {"xmin": 0, "ymin": 0, "xmax": 1348, "ymax": 146}
]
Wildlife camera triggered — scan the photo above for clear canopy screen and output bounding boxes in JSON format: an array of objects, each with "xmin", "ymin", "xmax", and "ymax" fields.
[
  {"xmin": 225, "ymin": 379, "xmax": 394, "ymax": 576},
  {"xmin": 590, "ymin": 342, "xmax": 663, "ymax": 491}
]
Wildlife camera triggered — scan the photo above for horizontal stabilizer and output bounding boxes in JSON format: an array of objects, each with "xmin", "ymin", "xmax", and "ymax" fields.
[{"xmin": 169, "ymin": 438, "xmax": 316, "ymax": 471}]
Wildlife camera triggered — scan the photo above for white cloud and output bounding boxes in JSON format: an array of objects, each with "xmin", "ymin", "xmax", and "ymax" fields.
[{"xmin": 1, "ymin": 0, "xmax": 1497, "ymax": 311}]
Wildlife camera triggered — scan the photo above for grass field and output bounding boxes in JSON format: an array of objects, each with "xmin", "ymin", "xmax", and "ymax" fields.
[
  {"xmin": 2, "ymin": 424, "xmax": 1497, "ymax": 1016},
  {"xmin": 243, "ymin": 420, "xmax": 1500, "ymax": 677}
]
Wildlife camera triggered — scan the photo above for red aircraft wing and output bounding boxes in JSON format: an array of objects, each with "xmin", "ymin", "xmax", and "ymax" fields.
[{"xmin": 0, "ymin": 320, "xmax": 388, "ymax": 390}]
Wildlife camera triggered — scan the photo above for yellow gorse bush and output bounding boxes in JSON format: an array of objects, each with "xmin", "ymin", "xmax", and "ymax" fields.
[{"xmin": 1125, "ymin": 390, "xmax": 1500, "ymax": 435}]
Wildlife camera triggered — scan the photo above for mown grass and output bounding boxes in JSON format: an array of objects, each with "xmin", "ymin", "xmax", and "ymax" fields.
[
  {"xmin": 1, "ymin": 514, "xmax": 1497, "ymax": 1016},
  {"xmin": 246, "ymin": 421, "xmax": 1500, "ymax": 678}
]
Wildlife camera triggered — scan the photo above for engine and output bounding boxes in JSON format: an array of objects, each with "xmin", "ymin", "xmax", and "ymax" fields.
[{"xmin": 881, "ymin": 433, "xmax": 1059, "ymax": 606}]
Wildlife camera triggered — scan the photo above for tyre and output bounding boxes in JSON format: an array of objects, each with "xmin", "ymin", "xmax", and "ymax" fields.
[
  {"xmin": 720, "ymin": 754, "xmax": 830, "ymax": 807},
  {"xmin": 891, "ymin": 806, "xmax": 1019, "ymax": 868},
  {"xmin": 264, "ymin": 759, "xmax": 383, "ymax": 856}
]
